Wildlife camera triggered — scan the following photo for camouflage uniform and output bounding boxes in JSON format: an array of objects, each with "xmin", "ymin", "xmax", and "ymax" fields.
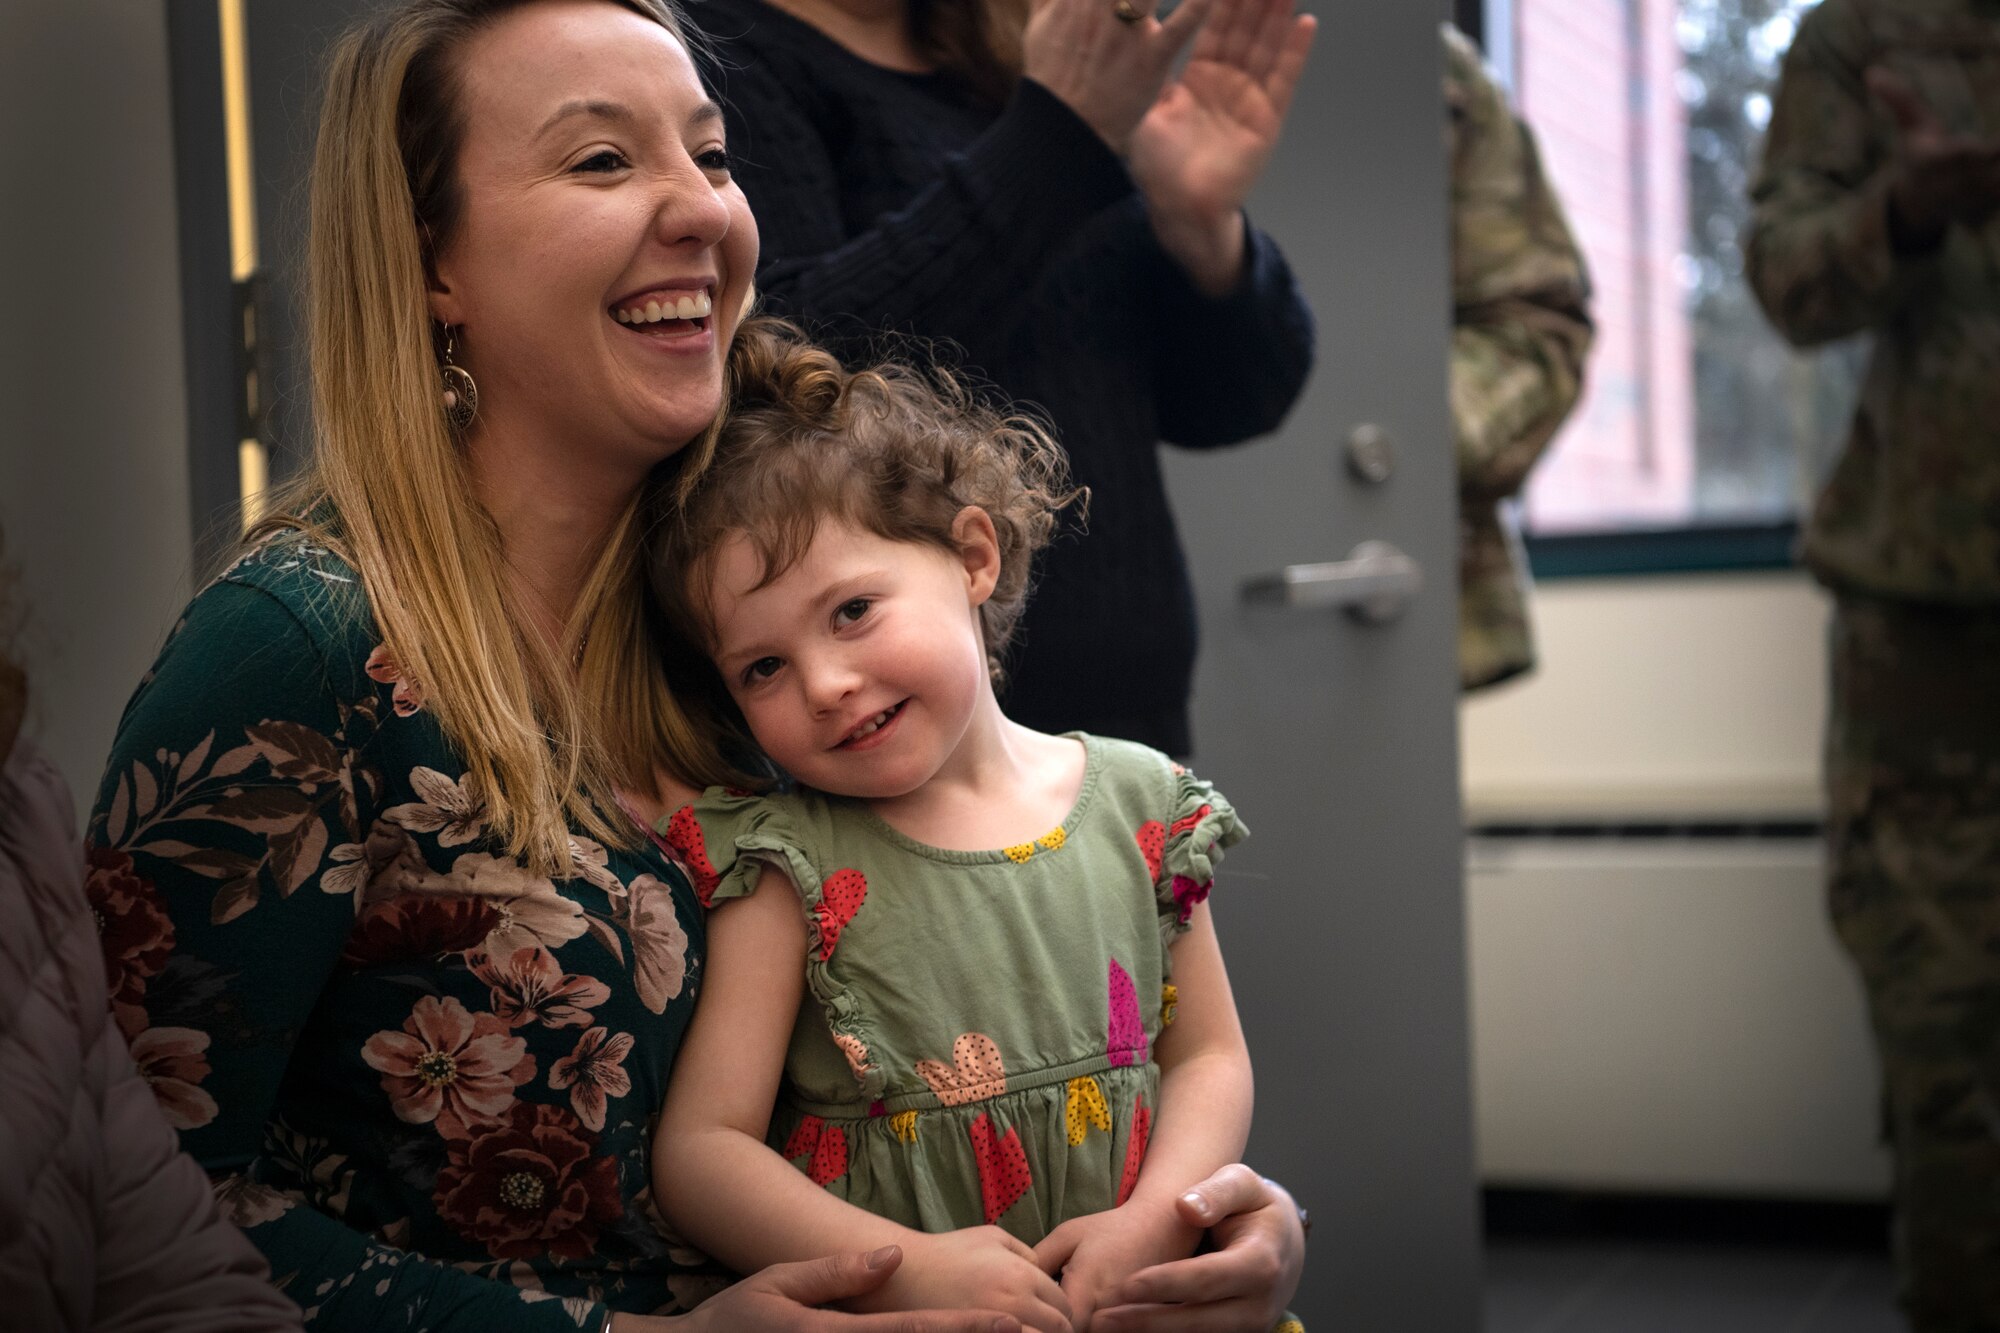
[
  {"xmin": 1747, "ymin": 3, "xmax": 2000, "ymax": 1326},
  {"xmin": 1445, "ymin": 24, "xmax": 1594, "ymax": 692}
]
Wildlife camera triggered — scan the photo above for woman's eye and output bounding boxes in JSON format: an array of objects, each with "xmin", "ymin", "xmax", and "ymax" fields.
[
  {"xmin": 572, "ymin": 150, "xmax": 629, "ymax": 174},
  {"xmin": 696, "ymin": 147, "xmax": 732, "ymax": 174},
  {"xmin": 741, "ymin": 656, "xmax": 782, "ymax": 686},
  {"xmin": 834, "ymin": 598, "xmax": 872, "ymax": 628}
]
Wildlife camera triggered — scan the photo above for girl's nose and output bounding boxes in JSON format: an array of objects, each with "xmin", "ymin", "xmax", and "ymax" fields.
[{"xmin": 802, "ymin": 656, "xmax": 860, "ymax": 714}]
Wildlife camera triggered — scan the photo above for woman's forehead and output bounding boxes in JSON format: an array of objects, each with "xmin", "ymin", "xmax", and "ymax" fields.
[{"xmin": 453, "ymin": 0, "xmax": 699, "ymax": 133}]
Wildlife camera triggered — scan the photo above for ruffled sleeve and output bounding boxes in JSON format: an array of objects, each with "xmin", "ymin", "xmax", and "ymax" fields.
[
  {"xmin": 656, "ymin": 790, "xmax": 888, "ymax": 1100},
  {"xmin": 1154, "ymin": 765, "xmax": 1248, "ymax": 953},
  {"xmin": 655, "ymin": 787, "xmax": 795, "ymax": 909}
]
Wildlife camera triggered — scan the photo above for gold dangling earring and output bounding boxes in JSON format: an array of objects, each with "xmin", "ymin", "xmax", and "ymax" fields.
[{"xmin": 440, "ymin": 324, "xmax": 479, "ymax": 431}]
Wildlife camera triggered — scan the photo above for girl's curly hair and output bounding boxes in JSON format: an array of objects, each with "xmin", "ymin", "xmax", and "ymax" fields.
[{"xmin": 650, "ymin": 318, "xmax": 1084, "ymax": 765}]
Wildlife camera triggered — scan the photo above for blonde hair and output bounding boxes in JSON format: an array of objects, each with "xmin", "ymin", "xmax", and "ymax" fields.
[
  {"xmin": 253, "ymin": 0, "xmax": 735, "ymax": 874},
  {"xmin": 652, "ymin": 318, "xmax": 1083, "ymax": 779}
]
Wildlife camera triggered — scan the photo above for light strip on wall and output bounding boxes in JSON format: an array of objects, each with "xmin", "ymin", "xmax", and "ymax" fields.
[{"xmin": 219, "ymin": 0, "xmax": 268, "ymax": 526}]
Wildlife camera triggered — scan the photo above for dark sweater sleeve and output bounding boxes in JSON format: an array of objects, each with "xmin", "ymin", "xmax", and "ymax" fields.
[
  {"xmin": 715, "ymin": 49, "xmax": 1134, "ymax": 345},
  {"xmin": 85, "ymin": 581, "xmax": 597, "ymax": 1333},
  {"xmin": 1146, "ymin": 214, "xmax": 1317, "ymax": 449}
]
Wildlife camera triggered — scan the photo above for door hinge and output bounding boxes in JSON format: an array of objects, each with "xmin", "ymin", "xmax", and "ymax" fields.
[{"xmin": 233, "ymin": 271, "xmax": 272, "ymax": 445}]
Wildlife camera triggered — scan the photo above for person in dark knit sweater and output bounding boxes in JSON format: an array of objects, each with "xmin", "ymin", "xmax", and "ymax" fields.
[{"xmin": 691, "ymin": 0, "xmax": 1318, "ymax": 757}]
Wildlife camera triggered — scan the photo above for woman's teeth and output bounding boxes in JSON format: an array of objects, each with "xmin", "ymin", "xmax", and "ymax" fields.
[{"xmin": 614, "ymin": 291, "xmax": 713, "ymax": 324}]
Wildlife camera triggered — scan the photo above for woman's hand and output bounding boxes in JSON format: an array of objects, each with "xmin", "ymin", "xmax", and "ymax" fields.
[
  {"xmin": 1129, "ymin": 0, "xmax": 1317, "ymax": 294},
  {"xmin": 1023, "ymin": 0, "xmax": 1214, "ymax": 156},
  {"xmin": 632, "ymin": 1246, "xmax": 1026, "ymax": 1332},
  {"xmin": 1033, "ymin": 1203, "xmax": 1198, "ymax": 1330},
  {"xmin": 1088, "ymin": 1166, "xmax": 1305, "ymax": 1332},
  {"xmin": 845, "ymin": 1228, "xmax": 1076, "ymax": 1333}
]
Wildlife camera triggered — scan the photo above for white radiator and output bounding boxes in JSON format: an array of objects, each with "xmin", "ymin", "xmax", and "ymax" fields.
[{"xmin": 1466, "ymin": 831, "xmax": 1890, "ymax": 1199}]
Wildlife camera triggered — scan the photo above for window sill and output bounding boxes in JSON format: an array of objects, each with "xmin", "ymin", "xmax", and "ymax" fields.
[{"xmin": 1524, "ymin": 521, "xmax": 1799, "ymax": 580}]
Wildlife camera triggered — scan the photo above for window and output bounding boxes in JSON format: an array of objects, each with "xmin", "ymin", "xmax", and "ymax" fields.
[{"xmin": 1496, "ymin": 0, "xmax": 1864, "ymax": 548}]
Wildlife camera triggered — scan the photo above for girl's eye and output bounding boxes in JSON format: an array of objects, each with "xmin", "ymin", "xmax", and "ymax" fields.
[
  {"xmin": 572, "ymin": 150, "xmax": 629, "ymax": 174},
  {"xmin": 696, "ymin": 147, "xmax": 732, "ymax": 174},
  {"xmin": 833, "ymin": 598, "xmax": 872, "ymax": 629},
  {"xmin": 740, "ymin": 656, "xmax": 783, "ymax": 686}
]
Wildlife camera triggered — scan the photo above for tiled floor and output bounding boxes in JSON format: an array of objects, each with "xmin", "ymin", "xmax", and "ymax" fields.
[{"xmin": 1484, "ymin": 1239, "xmax": 1903, "ymax": 1333}]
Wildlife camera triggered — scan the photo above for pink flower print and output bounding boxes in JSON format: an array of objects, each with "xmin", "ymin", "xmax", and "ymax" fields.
[
  {"xmin": 361, "ymin": 995, "xmax": 536, "ymax": 1138},
  {"xmin": 566, "ymin": 836, "xmax": 625, "ymax": 897},
  {"xmin": 365, "ymin": 643, "xmax": 427, "ymax": 717},
  {"xmin": 129, "ymin": 1025, "xmax": 219, "ymax": 1130},
  {"xmin": 1106, "ymin": 959, "xmax": 1147, "ymax": 1068},
  {"xmin": 442, "ymin": 853, "xmax": 589, "ymax": 952},
  {"xmin": 469, "ymin": 945, "xmax": 610, "ymax": 1029},
  {"xmin": 1171, "ymin": 874, "xmax": 1212, "ymax": 925},
  {"xmin": 622, "ymin": 874, "xmax": 690, "ymax": 1014},
  {"xmin": 548, "ymin": 1026, "xmax": 634, "ymax": 1132},
  {"xmin": 384, "ymin": 767, "xmax": 487, "ymax": 846}
]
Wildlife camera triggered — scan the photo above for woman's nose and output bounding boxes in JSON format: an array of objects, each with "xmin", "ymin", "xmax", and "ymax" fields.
[{"xmin": 649, "ymin": 157, "xmax": 732, "ymax": 250}]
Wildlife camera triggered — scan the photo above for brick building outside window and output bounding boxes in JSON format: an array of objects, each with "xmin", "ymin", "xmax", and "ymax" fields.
[{"xmin": 1491, "ymin": 0, "xmax": 1862, "ymax": 538}]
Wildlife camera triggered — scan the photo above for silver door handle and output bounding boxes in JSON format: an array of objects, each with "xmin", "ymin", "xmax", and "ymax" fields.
[{"xmin": 1240, "ymin": 541, "xmax": 1423, "ymax": 624}]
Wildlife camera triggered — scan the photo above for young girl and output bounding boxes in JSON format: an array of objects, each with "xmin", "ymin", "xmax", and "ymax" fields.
[{"xmin": 648, "ymin": 321, "xmax": 1265, "ymax": 1333}]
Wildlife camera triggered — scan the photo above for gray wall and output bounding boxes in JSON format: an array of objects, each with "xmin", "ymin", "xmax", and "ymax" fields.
[{"xmin": 1, "ymin": 2, "xmax": 193, "ymax": 809}]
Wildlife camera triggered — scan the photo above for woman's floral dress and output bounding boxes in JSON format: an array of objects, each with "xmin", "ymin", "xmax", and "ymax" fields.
[{"xmin": 85, "ymin": 537, "xmax": 726, "ymax": 1329}]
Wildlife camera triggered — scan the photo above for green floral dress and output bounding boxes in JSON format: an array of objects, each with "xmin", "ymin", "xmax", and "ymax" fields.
[
  {"xmin": 84, "ymin": 536, "xmax": 726, "ymax": 1329},
  {"xmin": 661, "ymin": 735, "xmax": 1245, "ymax": 1241}
]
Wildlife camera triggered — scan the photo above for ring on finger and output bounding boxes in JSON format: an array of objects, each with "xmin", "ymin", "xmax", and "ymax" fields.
[{"xmin": 1112, "ymin": 0, "xmax": 1145, "ymax": 24}]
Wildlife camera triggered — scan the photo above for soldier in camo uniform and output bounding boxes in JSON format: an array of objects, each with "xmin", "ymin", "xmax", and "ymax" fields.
[
  {"xmin": 1746, "ymin": 2, "xmax": 2000, "ymax": 1327},
  {"xmin": 1444, "ymin": 23, "xmax": 1595, "ymax": 692}
]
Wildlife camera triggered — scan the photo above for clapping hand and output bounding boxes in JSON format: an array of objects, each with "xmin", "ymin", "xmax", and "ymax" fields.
[
  {"xmin": 1024, "ymin": 0, "xmax": 1217, "ymax": 157},
  {"xmin": 1867, "ymin": 65, "xmax": 2000, "ymax": 251},
  {"xmin": 1130, "ymin": 0, "xmax": 1317, "ymax": 294}
]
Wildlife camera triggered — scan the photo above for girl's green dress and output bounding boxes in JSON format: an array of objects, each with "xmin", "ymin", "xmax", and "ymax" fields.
[{"xmin": 664, "ymin": 733, "xmax": 1244, "ymax": 1239}]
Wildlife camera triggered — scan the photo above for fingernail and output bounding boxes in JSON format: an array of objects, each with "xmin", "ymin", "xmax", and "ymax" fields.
[
  {"xmin": 1182, "ymin": 1189, "xmax": 1213, "ymax": 1219},
  {"xmin": 865, "ymin": 1244, "xmax": 899, "ymax": 1269}
]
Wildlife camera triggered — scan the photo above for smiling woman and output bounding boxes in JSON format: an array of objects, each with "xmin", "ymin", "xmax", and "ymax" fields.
[
  {"xmin": 88, "ymin": 0, "xmax": 1306, "ymax": 1328},
  {"xmin": 77, "ymin": 0, "xmax": 1007, "ymax": 1328}
]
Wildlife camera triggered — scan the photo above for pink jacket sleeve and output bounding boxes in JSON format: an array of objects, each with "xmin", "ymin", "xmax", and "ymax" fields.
[{"xmin": 0, "ymin": 737, "xmax": 302, "ymax": 1332}]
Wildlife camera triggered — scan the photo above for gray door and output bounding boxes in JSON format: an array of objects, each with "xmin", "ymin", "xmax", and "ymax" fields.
[
  {"xmin": 1162, "ymin": 4, "xmax": 1480, "ymax": 1327},
  {"xmin": 174, "ymin": 0, "xmax": 1478, "ymax": 1325}
]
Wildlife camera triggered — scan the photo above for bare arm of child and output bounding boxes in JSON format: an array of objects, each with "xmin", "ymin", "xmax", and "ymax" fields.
[
  {"xmin": 653, "ymin": 864, "xmax": 1077, "ymax": 1333},
  {"xmin": 1031, "ymin": 901, "xmax": 1254, "ymax": 1327}
]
